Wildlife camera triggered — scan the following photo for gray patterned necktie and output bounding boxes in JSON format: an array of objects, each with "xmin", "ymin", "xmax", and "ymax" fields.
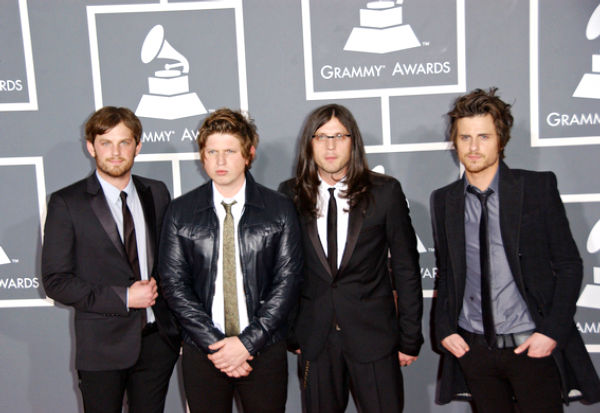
[{"xmin": 222, "ymin": 200, "xmax": 240, "ymax": 336}]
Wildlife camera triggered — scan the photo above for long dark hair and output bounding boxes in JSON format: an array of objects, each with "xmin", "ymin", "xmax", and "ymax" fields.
[{"xmin": 293, "ymin": 104, "xmax": 371, "ymax": 218}]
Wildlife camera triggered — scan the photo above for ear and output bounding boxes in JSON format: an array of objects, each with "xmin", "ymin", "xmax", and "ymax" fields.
[
  {"xmin": 86, "ymin": 140, "xmax": 96, "ymax": 158},
  {"xmin": 247, "ymin": 146, "xmax": 256, "ymax": 165},
  {"xmin": 135, "ymin": 140, "xmax": 142, "ymax": 157}
]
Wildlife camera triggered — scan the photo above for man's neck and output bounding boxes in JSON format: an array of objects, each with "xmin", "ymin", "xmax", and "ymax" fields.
[
  {"xmin": 97, "ymin": 169, "xmax": 131, "ymax": 191},
  {"xmin": 464, "ymin": 162, "xmax": 499, "ymax": 191},
  {"xmin": 214, "ymin": 179, "xmax": 246, "ymax": 199}
]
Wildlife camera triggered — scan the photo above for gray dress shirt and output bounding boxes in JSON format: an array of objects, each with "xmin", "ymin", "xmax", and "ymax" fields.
[{"xmin": 458, "ymin": 168, "xmax": 535, "ymax": 334}]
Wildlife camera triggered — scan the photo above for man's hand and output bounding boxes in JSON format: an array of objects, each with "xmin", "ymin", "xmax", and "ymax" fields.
[
  {"xmin": 208, "ymin": 336, "xmax": 254, "ymax": 377},
  {"xmin": 398, "ymin": 352, "xmax": 417, "ymax": 367},
  {"xmin": 226, "ymin": 362, "xmax": 253, "ymax": 378},
  {"xmin": 514, "ymin": 332, "xmax": 556, "ymax": 358},
  {"xmin": 128, "ymin": 277, "xmax": 157, "ymax": 308},
  {"xmin": 441, "ymin": 333, "xmax": 470, "ymax": 358}
]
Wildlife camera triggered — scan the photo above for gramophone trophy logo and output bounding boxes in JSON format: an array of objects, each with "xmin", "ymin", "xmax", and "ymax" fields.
[
  {"xmin": 573, "ymin": 4, "xmax": 600, "ymax": 100},
  {"xmin": 0, "ymin": 246, "xmax": 11, "ymax": 266},
  {"xmin": 344, "ymin": 0, "xmax": 420, "ymax": 54},
  {"xmin": 577, "ymin": 218, "xmax": 600, "ymax": 310},
  {"xmin": 135, "ymin": 24, "xmax": 206, "ymax": 120}
]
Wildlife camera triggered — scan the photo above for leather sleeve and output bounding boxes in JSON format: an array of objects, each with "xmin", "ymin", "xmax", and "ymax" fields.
[
  {"xmin": 238, "ymin": 197, "xmax": 304, "ymax": 355},
  {"xmin": 158, "ymin": 203, "xmax": 225, "ymax": 352}
]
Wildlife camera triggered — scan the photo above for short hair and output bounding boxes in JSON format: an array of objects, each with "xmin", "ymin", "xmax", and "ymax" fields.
[
  {"xmin": 197, "ymin": 108, "xmax": 259, "ymax": 169},
  {"xmin": 85, "ymin": 106, "xmax": 142, "ymax": 144},
  {"xmin": 447, "ymin": 87, "xmax": 514, "ymax": 158}
]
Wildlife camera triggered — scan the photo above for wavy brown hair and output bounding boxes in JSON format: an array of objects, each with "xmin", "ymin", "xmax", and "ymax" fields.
[
  {"xmin": 447, "ymin": 87, "xmax": 514, "ymax": 159},
  {"xmin": 85, "ymin": 106, "xmax": 142, "ymax": 144},
  {"xmin": 197, "ymin": 108, "xmax": 259, "ymax": 169},
  {"xmin": 293, "ymin": 104, "xmax": 371, "ymax": 217}
]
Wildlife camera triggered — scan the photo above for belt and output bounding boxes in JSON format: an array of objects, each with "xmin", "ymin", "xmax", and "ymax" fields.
[
  {"xmin": 459, "ymin": 328, "xmax": 534, "ymax": 349},
  {"xmin": 142, "ymin": 322, "xmax": 158, "ymax": 337}
]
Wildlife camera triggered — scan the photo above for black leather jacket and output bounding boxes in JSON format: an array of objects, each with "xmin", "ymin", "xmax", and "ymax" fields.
[{"xmin": 158, "ymin": 173, "xmax": 303, "ymax": 355}]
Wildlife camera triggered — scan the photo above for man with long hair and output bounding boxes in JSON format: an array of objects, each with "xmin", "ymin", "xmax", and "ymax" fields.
[
  {"xmin": 431, "ymin": 88, "xmax": 600, "ymax": 411},
  {"xmin": 279, "ymin": 103, "xmax": 423, "ymax": 412}
]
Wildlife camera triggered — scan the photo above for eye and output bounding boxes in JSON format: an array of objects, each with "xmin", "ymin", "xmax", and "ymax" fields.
[
  {"xmin": 226, "ymin": 149, "xmax": 235, "ymax": 153},
  {"xmin": 459, "ymin": 135, "xmax": 469, "ymax": 141},
  {"xmin": 480, "ymin": 135, "xmax": 489, "ymax": 140}
]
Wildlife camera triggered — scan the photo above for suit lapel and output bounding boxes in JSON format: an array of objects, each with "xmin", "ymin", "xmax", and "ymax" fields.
[
  {"xmin": 498, "ymin": 162, "xmax": 525, "ymax": 288},
  {"xmin": 304, "ymin": 216, "xmax": 332, "ymax": 279},
  {"xmin": 337, "ymin": 197, "xmax": 366, "ymax": 277},
  {"xmin": 445, "ymin": 180, "xmax": 466, "ymax": 303},
  {"xmin": 134, "ymin": 176, "xmax": 157, "ymax": 273},
  {"xmin": 86, "ymin": 174, "xmax": 127, "ymax": 260}
]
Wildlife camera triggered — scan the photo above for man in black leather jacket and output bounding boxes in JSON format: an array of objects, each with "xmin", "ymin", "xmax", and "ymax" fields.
[{"xmin": 158, "ymin": 108, "xmax": 303, "ymax": 413}]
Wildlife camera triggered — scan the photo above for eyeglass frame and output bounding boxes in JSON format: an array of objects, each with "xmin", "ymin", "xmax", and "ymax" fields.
[{"xmin": 311, "ymin": 133, "xmax": 351, "ymax": 143}]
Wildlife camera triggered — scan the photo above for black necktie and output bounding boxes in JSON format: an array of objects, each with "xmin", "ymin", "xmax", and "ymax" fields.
[
  {"xmin": 327, "ymin": 187, "xmax": 337, "ymax": 277},
  {"xmin": 120, "ymin": 191, "xmax": 141, "ymax": 281},
  {"xmin": 467, "ymin": 186, "xmax": 496, "ymax": 348}
]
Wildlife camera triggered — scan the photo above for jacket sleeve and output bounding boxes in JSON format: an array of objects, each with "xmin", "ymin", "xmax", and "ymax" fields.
[
  {"xmin": 41, "ymin": 193, "xmax": 128, "ymax": 315},
  {"xmin": 536, "ymin": 172, "xmax": 583, "ymax": 348},
  {"xmin": 238, "ymin": 198, "xmax": 304, "ymax": 355},
  {"xmin": 430, "ymin": 190, "xmax": 453, "ymax": 352},
  {"xmin": 158, "ymin": 203, "xmax": 226, "ymax": 352},
  {"xmin": 276, "ymin": 180, "xmax": 302, "ymax": 352},
  {"xmin": 387, "ymin": 179, "xmax": 424, "ymax": 356}
]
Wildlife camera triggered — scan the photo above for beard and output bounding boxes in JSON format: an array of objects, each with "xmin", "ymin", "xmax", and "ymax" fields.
[{"xmin": 95, "ymin": 156, "xmax": 134, "ymax": 178}]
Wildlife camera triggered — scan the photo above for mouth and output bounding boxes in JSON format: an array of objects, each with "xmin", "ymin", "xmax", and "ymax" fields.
[{"xmin": 215, "ymin": 169, "xmax": 228, "ymax": 175}]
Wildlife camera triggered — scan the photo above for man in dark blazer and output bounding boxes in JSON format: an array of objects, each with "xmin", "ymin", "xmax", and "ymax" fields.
[
  {"xmin": 42, "ymin": 107, "xmax": 180, "ymax": 413},
  {"xmin": 431, "ymin": 88, "xmax": 600, "ymax": 412},
  {"xmin": 279, "ymin": 104, "xmax": 423, "ymax": 413}
]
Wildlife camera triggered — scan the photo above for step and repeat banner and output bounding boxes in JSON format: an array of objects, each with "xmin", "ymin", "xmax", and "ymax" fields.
[{"xmin": 1, "ymin": 1, "xmax": 599, "ymax": 412}]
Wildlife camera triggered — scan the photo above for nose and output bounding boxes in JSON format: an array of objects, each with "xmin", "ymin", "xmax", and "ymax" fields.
[
  {"xmin": 469, "ymin": 137, "xmax": 479, "ymax": 152},
  {"xmin": 326, "ymin": 137, "xmax": 337, "ymax": 150},
  {"xmin": 217, "ymin": 152, "xmax": 226, "ymax": 165},
  {"xmin": 111, "ymin": 144, "xmax": 121, "ymax": 156}
]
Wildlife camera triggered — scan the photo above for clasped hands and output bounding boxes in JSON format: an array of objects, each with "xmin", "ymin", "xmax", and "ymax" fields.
[{"xmin": 208, "ymin": 336, "xmax": 254, "ymax": 378}]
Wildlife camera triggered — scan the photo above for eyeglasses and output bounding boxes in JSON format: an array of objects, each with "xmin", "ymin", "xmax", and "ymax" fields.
[{"xmin": 311, "ymin": 133, "xmax": 351, "ymax": 143}]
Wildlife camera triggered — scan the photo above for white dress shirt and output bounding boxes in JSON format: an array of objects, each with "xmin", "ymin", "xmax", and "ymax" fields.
[
  {"xmin": 96, "ymin": 172, "xmax": 155, "ymax": 323},
  {"xmin": 316, "ymin": 178, "xmax": 350, "ymax": 269},
  {"xmin": 211, "ymin": 180, "xmax": 250, "ymax": 334}
]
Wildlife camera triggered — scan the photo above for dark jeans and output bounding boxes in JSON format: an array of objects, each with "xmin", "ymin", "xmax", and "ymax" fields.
[
  {"xmin": 458, "ymin": 330, "xmax": 563, "ymax": 413},
  {"xmin": 182, "ymin": 340, "xmax": 288, "ymax": 413},
  {"xmin": 78, "ymin": 329, "xmax": 179, "ymax": 413}
]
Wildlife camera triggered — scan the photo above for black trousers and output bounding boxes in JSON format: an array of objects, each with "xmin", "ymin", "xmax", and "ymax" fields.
[
  {"xmin": 458, "ymin": 330, "xmax": 563, "ymax": 413},
  {"xmin": 78, "ymin": 328, "xmax": 179, "ymax": 413},
  {"xmin": 182, "ymin": 340, "xmax": 288, "ymax": 413},
  {"xmin": 301, "ymin": 328, "xmax": 404, "ymax": 413}
]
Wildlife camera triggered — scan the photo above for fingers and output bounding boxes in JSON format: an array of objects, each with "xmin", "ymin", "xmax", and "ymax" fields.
[
  {"xmin": 514, "ymin": 337, "xmax": 531, "ymax": 355},
  {"xmin": 441, "ymin": 334, "xmax": 470, "ymax": 358},
  {"xmin": 208, "ymin": 339, "xmax": 226, "ymax": 351},
  {"xmin": 224, "ymin": 362, "xmax": 253, "ymax": 378}
]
